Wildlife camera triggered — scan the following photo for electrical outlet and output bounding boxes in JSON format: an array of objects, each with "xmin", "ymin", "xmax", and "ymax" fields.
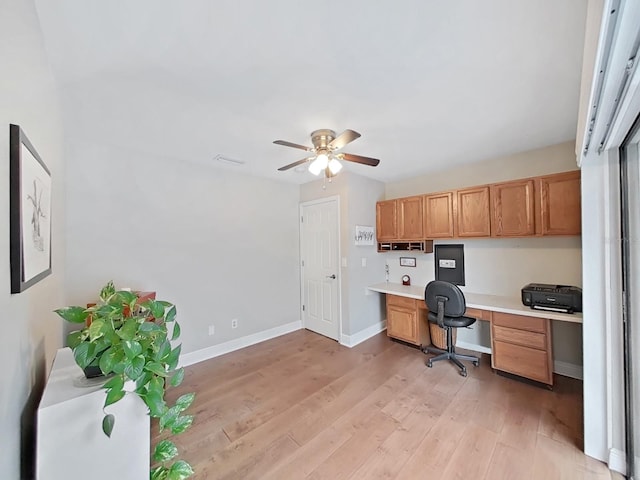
[
  {"xmin": 231, "ymin": 319, "xmax": 238, "ymax": 329},
  {"xmin": 208, "ymin": 325, "xmax": 215, "ymax": 336}
]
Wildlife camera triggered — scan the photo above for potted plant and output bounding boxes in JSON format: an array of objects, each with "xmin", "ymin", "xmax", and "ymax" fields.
[{"xmin": 55, "ymin": 281, "xmax": 196, "ymax": 480}]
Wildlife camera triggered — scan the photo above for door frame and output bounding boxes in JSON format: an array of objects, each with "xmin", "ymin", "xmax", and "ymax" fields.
[{"xmin": 299, "ymin": 195, "xmax": 343, "ymax": 342}]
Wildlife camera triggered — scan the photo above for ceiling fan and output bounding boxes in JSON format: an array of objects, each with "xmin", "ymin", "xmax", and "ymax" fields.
[{"xmin": 274, "ymin": 129, "xmax": 380, "ymax": 178}]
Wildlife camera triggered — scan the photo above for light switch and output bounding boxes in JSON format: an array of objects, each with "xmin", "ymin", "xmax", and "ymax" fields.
[
  {"xmin": 361, "ymin": 257, "xmax": 367, "ymax": 267},
  {"xmin": 341, "ymin": 257, "xmax": 348, "ymax": 268}
]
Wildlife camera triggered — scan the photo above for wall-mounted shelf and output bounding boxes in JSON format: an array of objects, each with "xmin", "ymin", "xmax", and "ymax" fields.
[{"xmin": 377, "ymin": 240, "xmax": 433, "ymax": 253}]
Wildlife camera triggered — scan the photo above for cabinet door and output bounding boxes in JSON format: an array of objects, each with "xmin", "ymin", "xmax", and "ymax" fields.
[
  {"xmin": 456, "ymin": 186, "xmax": 491, "ymax": 237},
  {"xmin": 491, "ymin": 179, "xmax": 535, "ymax": 236},
  {"xmin": 398, "ymin": 196, "xmax": 424, "ymax": 239},
  {"xmin": 538, "ymin": 170, "xmax": 581, "ymax": 235},
  {"xmin": 387, "ymin": 306, "xmax": 418, "ymax": 344},
  {"xmin": 424, "ymin": 192, "xmax": 454, "ymax": 238},
  {"xmin": 376, "ymin": 200, "xmax": 397, "ymax": 241}
]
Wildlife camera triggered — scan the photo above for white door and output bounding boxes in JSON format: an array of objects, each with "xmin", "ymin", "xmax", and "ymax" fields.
[{"xmin": 300, "ymin": 197, "xmax": 340, "ymax": 341}]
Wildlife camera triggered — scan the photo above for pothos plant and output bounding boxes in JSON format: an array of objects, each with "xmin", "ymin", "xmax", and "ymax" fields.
[{"xmin": 55, "ymin": 281, "xmax": 196, "ymax": 480}]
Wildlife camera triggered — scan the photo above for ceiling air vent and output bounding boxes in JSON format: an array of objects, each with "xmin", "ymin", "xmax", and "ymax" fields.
[{"xmin": 213, "ymin": 154, "xmax": 245, "ymax": 166}]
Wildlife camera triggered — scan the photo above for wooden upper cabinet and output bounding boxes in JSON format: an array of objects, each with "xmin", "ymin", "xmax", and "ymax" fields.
[
  {"xmin": 490, "ymin": 179, "xmax": 535, "ymax": 237},
  {"xmin": 538, "ymin": 170, "xmax": 581, "ymax": 235},
  {"xmin": 398, "ymin": 196, "xmax": 423, "ymax": 239},
  {"xmin": 423, "ymin": 192, "xmax": 454, "ymax": 238},
  {"xmin": 376, "ymin": 200, "xmax": 397, "ymax": 241},
  {"xmin": 456, "ymin": 186, "xmax": 491, "ymax": 237}
]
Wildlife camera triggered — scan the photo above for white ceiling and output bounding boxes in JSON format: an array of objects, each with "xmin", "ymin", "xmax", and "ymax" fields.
[{"xmin": 34, "ymin": 1, "xmax": 588, "ymax": 184}]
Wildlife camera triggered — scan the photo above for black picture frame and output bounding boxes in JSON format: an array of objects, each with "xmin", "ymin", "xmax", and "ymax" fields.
[
  {"xmin": 399, "ymin": 256, "xmax": 417, "ymax": 267},
  {"xmin": 10, "ymin": 124, "xmax": 52, "ymax": 293}
]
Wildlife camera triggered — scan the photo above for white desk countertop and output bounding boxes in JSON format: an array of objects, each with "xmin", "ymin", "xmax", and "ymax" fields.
[{"xmin": 368, "ymin": 282, "xmax": 583, "ymax": 324}]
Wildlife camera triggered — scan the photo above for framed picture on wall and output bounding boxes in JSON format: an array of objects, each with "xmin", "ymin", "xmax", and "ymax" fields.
[
  {"xmin": 9, "ymin": 124, "xmax": 52, "ymax": 293},
  {"xmin": 354, "ymin": 225, "xmax": 374, "ymax": 246}
]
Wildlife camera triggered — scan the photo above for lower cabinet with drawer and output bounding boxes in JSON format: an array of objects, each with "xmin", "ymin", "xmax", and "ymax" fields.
[
  {"xmin": 491, "ymin": 311, "xmax": 553, "ymax": 385},
  {"xmin": 386, "ymin": 294, "xmax": 430, "ymax": 347}
]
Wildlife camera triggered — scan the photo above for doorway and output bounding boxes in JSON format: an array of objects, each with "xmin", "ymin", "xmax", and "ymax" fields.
[
  {"xmin": 300, "ymin": 197, "xmax": 341, "ymax": 341},
  {"xmin": 620, "ymin": 114, "xmax": 640, "ymax": 479}
]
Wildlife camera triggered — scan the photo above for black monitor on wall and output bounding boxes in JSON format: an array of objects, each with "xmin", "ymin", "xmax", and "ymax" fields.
[{"xmin": 434, "ymin": 244, "xmax": 465, "ymax": 286}]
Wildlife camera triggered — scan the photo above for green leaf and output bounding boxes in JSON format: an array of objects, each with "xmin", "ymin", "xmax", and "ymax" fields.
[
  {"xmin": 159, "ymin": 406, "xmax": 180, "ymax": 431},
  {"xmin": 167, "ymin": 460, "xmax": 194, "ymax": 479},
  {"xmin": 166, "ymin": 344, "xmax": 182, "ymax": 371},
  {"xmin": 117, "ymin": 318, "xmax": 138, "ymax": 341},
  {"xmin": 66, "ymin": 330, "xmax": 84, "ymax": 349},
  {"xmin": 124, "ymin": 355, "xmax": 145, "ymax": 380},
  {"xmin": 151, "ymin": 466, "xmax": 169, "ymax": 480},
  {"xmin": 155, "ymin": 340, "xmax": 172, "ymax": 363},
  {"xmin": 175, "ymin": 393, "xmax": 195, "ymax": 413},
  {"xmin": 144, "ymin": 390, "xmax": 167, "ymax": 418},
  {"xmin": 88, "ymin": 318, "xmax": 105, "ymax": 342},
  {"xmin": 103, "ymin": 374, "xmax": 124, "ymax": 391},
  {"xmin": 152, "ymin": 439, "xmax": 179, "ymax": 463},
  {"xmin": 171, "ymin": 322, "xmax": 181, "ymax": 341},
  {"xmin": 115, "ymin": 290, "xmax": 137, "ymax": 305},
  {"xmin": 123, "ymin": 340, "xmax": 142, "ymax": 359},
  {"xmin": 100, "ymin": 281, "xmax": 116, "ymax": 301},
  {"xmin": 139, "ymin": 321, "xmax": 162, "ymax": 333},
  {"xmin": 145, "ymin": 362, "xmax": 168, "ymax": 377},
  {"xmin": 73, "ymin": 341, "xmax": 96, "ymax": 369},
  {"xmin": 99, "ymin": 347, "xmax": 117, "ymax": 374},
  {"xmin": 104, "ymin": 386, "xmax": 126, "ymax": 407},
  {"xmin": 148, "ymin": 300, "xmax": 166, "ymax": 320},
  {"xmin": 170, "ymin": 368, "xmax": 185, "ymax": 387},
  {"xmin": 170, "ymin": 415, "xmax": 194, "ymax": 435},
  {"xmin": 102, "ymin": 413, "xmax": 115, "ymax": 437},
  {"xmin": 165, "ymin": 305, "xmax": 177, "ymax": 323},
  {"xmin": 135, "ymin": 371, "xmax": 153, "ymax": 393},
  {"xmin": 55, "ymin": 306, "xmax": 89, "ymax": 324}
]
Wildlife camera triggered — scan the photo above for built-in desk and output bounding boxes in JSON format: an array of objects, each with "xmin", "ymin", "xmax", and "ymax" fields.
[{"xmin": 368, "ymin": 282, "xmax": 582, "ymax": 386}]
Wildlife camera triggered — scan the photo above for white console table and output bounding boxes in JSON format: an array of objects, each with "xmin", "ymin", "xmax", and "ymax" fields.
[{"xmin": 37, "ymin": 347, "xmax": 149, "ymax": 479}]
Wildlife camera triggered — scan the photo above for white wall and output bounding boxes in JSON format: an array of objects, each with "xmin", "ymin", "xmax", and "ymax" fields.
[
  {"xmin": 0, "ymin": 1, "xmax": 66, "ymax": 478},
  {"xmin": 384, "ymin": 141, "xmax": 583, "ymax": 369},
  {"xmin": 63, "ymin": 140, "xmax": 301, "ymax": 354},
  {"xmin": 300, "ymin": 172, "xmax": 387, "ymax": 343}
]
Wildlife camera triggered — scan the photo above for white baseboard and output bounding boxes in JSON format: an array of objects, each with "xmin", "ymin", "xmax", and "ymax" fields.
[
  {"xmin": 553, "ymin": 360, "xmax": 583, "ymax": 380},
  {"xmin": 179, "ymin": 320, "xmax": 303, "ymax": 367},
  {"xmin": 608, "ymin": 448, "xmax": 626, "ymax": 475},
  {"xmin": 340, "ymin": 321, "xmax": 387, "ymax": 348},
  {"xmin": 455, "ymin": 341, "xmax": 492, "ymax": 355}
]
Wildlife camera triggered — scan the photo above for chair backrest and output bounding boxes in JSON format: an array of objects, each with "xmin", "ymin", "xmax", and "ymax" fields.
[{"xmin": 424, "ymin": 280, "xmax": 466, "ymax": 318}]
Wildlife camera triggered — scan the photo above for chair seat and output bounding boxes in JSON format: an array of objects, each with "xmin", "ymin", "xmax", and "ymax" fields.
[{"xmin": 427, "ymin": 312, "xmax": 476, "ymax": 328}]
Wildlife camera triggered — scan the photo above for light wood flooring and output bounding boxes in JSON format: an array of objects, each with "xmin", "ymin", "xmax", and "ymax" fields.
[{"xmin": 154, "ymin": 329, "xmax": 618, "ymax": 479}]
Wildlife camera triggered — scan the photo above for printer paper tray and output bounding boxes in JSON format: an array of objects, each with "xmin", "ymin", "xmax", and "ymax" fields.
[{"xmin": 531, "ymin": 304, "xmax": 573, "ymax": 313}]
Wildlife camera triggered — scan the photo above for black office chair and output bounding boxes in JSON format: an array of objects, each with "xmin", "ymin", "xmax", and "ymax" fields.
[{"xmin": 423, "ymin": 280, "xmax": 479, "ymax": 377}]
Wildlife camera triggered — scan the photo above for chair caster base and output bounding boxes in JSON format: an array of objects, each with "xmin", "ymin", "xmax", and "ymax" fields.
[{"xmin": 460, "ymin": 369, "xmax": 467, "ymax": 377}]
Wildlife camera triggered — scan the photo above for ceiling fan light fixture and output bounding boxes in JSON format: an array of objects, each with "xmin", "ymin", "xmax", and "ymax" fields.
[
  {"xmin": 308, "ymin": 152, "xmax": 329, "ymax": 175},
  {"xmin": 328, "ymin": 157, "xmax": 343, "ymax": 175}
]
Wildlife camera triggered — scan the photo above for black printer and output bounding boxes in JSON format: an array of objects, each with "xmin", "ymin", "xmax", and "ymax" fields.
[{"xmin": 521, "ymin": 283, "xmax": 582, "ymax": 313}]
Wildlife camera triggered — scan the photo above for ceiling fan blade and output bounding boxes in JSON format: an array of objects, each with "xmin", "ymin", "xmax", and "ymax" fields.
[
  {"xmin": 277, "ymin": 157, "xmax": 311, "ymax": 171},
  {"xmin": 273, "ymin": 140, "xmax": 312, "ymax": 152},
  {"xmin": 328, "ymin": 129, "xmax": 361, "ymax": 150},
  {"xmin": 340, "ymin": 152, "xmax": 380, "ymax": 167}
]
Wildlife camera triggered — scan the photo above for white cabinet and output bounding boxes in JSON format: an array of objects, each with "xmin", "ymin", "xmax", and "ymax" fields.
[{"xmin": 37, "ymin": 348, "xmax": 149, "ymax": 480}]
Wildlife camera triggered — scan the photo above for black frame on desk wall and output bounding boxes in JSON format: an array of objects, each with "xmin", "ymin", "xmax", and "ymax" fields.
[{"xmin": 9, "ymin": 124, "xmax": 52, "ymax": 293}]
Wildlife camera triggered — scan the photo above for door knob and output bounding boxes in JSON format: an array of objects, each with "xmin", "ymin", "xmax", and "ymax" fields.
[{"xmin": 326, "ymin": 274, "xmax": 336, "ymax": 279}]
